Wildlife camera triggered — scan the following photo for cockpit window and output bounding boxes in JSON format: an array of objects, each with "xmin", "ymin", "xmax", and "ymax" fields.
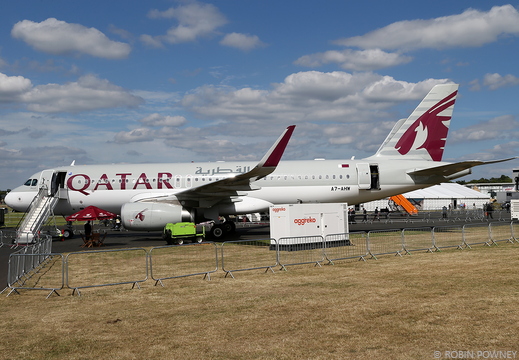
[
  {"xmin": 24, "ymin": 179, "xmax": 32, "ymax": 186},
  {"xmin": 32, "ymin": 179, "xmax": 38, "ymax": 186}
]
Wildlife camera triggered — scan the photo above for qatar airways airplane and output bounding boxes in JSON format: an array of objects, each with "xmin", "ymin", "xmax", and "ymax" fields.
[{"xmin": 5, "ymin": 84, "xmax": 514, "ymax": 239}]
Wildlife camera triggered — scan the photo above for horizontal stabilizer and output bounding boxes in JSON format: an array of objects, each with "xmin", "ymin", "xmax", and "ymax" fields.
[{"xmin": 408, "ymin": 157, "xmax": 517, "ymax": 178}]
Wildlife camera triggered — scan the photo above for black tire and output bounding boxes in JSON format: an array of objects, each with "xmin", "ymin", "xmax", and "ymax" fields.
[
  {"xmin": 63, "ymin": 229, "xmax": 73, "ymax": 239},
  {"xmin": 176, "ymin": 238, "xmax": 184, "ymax": 245},
  {"xmin": 222, "ymin": 221, "xmax": 236, "ymax": 234},
  {"xmin": 164, "ymin": 229, "xmax": 173, "ymax": 245},
  {"xmin": 210, "ymin": 224, "xmax": 225, "ymax": 240}
]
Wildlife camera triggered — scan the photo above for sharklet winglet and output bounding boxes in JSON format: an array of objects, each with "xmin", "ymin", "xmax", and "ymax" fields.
[{"xmin": 258, "ymin": 125, "xmax": 295, "ymax": 168}]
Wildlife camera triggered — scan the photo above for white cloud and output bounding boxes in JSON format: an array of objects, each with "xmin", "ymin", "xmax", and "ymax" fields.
[
  {"xmin": 176, "ymin": 71, "xmax": 452, "ymax": 155},
  {"xmin": 140, "ymin": 113, "xmax": 187, "ymax": 127},
  {"xmin": 335, "ymin": 5, "xmax": 519, "ymax": 50},
  {"xmin": 294, "ymin": 49, "xmax": 412, "ymax": 71},
  {"xmin": 20, "ymin": 74, "xmax": 144, "ymax": 113},
  {"xmin": 11, "ymin": 18, "xmax": 131, "ymax": 59},
  {"xmin": 450, "ymin": 115, "xmax": 519, "ymax": 142},
  {"xmin": 143, "ymin": 2, "xmax": 227, "ymax": 46},
  {"xmin": 483, "ymin": 73, "xmax": 519, "ymax": 90},
  {"xmin": 114, "ymin": 128, "xmax": 155, "ymax": 143},
  {"xmin": 140, "ymin": 34, "xmax": 164, "ymax": 48},
  {"xmin": 220, "ymin": 33, "xmax": 266, "ymax": 51},
  {"xmin": 361, "ymin": 77, "xmax": 453, "ymax": 101},
  {"xmin": 0, "ymin": 72, "xmax": 32, "ymax": 101}
]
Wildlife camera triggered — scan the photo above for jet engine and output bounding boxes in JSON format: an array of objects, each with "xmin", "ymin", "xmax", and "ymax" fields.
[{"xmin": 121, "ymin": 202, "xmax": 193, "ymax": 231}]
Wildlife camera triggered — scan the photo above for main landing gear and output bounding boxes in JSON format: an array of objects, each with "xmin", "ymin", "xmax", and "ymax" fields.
[{"xmin": 209, "ymin": 220, "xmax": 236, "ymax": 240}]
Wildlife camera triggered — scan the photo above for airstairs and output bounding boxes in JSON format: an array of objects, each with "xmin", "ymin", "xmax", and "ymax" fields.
[
  {"xmin": 389, "ymin": 194, "xmax": 418, "ymax": 215},
  {"xmin": 16, "ymin": 187, "xmax": 59, "ymax": 244}
]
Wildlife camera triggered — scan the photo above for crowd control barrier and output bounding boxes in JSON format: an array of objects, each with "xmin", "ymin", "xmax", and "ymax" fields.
[
  {"xmin": 2, "ymin": 235, "xmax": 58, "ymax": 298},
  {"xmin": 221, "ymin": 239, "xmax": 278, "ymax": 278},
  {"xmin": 277, "ymin": 235, "xmax": 326, "ymax": 270},
  {"xmin": 4, "ymin": 221, "xmax": 519, "ymax": 297},
  {"xmin": 324, "ymin": 232, "xmax": 368, "ymax": 263},
  {"xmin": 432, "ymin": 226, "xmax": 464, "ymax": 250},
  {"xmin": 149, "ymin": 242, "xmax": 218, "ymax": 286},
  {"xmin": 5, "ymin": 253, "xmax": 64, "ymax": 298},
  {"xmin": 367, "ymin": 229, "xmax": 405, "ymax": 259},
  {"xmin": 66, "ymin": 248, "xmax": 148, "ymax": 296},
  {"xmin": 402, "ymin": 228, "xmax": 435, "ymax": 253}
]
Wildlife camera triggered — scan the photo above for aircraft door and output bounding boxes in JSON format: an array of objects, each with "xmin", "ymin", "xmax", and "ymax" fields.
[
  {"xmin": 39, "ymin": 170, "xmax": 68, "ymax": 197},
  {"xmin": 356, "ymin": 163, "xmax": 371, "ymax": 190},
  {"xmin": 370, "ymin": 165, "xmax": 380, "ymax": 190},
  {"xmin": 40, "ymin": 170, "xmax": 56, "ymax": 196},
  {"xmin": 357, "ymin": 163, "xmax": 380, "ymax": 190}
]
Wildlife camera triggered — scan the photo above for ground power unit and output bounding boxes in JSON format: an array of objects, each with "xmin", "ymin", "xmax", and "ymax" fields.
[
  {"xmin": 511, "ymin": 199, "xmax": 519, "ymax": 220},
  {"xmin": 269, "ymin": 203, "xmax": 349, "ymax": 250}
]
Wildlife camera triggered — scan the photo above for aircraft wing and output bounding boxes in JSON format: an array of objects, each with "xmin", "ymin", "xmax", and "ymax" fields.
[
  {"xmin": 408, "ymin": 157, "xmax": 517, "ymax": 178},
  {"xmin": 143, "ymin": 125, "xmax": 295, "ymax": 206}
]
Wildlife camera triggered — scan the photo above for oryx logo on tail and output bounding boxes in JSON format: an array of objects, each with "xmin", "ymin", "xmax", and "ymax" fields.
[{"xmin": 395, "ymin": 90, "xmax": 457, "ymax": 161}]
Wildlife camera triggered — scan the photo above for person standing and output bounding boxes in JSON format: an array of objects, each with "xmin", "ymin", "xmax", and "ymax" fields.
[{"xmin": 84, "ymin": 221, "xmax": 92, "ymax": 240}]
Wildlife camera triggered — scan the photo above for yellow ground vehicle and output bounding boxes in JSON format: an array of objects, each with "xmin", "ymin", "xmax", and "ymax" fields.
[{"xmin": 163, "ymin": 222, "xmax": 205, "ymax": 245}]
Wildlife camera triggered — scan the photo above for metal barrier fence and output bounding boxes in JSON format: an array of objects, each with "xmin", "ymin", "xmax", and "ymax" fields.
[
  {"xmin": 2, "ymin": 235, "xmax": 56, "ymax": 297},
  {"xmin": 367, "ymin": 229, "xmax": 405, "ymax": 258},
  {"xmin": 0, "ymin": 230, "xmax": 17, "ymax": 248},
  {"xmin": 149, "ymin": 243, "xmax": 218, "ymax": 286},
  {"xmin": 489, "ymin": 222, "xmax": 514, "ymax": 244},
  {"xmin": 277, "ymin": 236, "xmax": 326, "ymax": 270},
  {"xmin": 5, "ymin": 253, "xmax": 64, "ymax": 298},
  {"xmin": 324, "ymin": 232, "xmax": 368, "ymax": 263},
  {"xmin": 462, "ymin": 223, "xmax": 491, "ymax": 247},
  {"xmin": 66, "ymin": 248, "xmax": 148, "ymax": 296},
  {"xmin": 433, "ymin": 226, "xmax": 464, "ymax": 250},
  {"xmin": 512, "ymin": 222, "xmax": 519, "ymax": 243},
  {"xmin": 220, "ymin": 239, "xmax": 277, "ymax": 278},
  {"xmin": 403, "ymin": 228, "xmax": 435, "ymax": 253},
  {"xmin": 4, "ymin": 221, "xmax": 519, "ymax": 297}
]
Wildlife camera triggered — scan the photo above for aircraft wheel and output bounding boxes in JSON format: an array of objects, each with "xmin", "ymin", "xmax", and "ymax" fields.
[
  {"xmin": 63, "ymin": 229, "xmax": 74, "ymax": 239},
  {"xmin": 210, "ymin": 224, "xmax": 225, "ymax": 240},
  {"xmin": 222, "ymin": 221, "xmax": 236, "ymax": 234},
  {"xmin": 164, "ymin": 230, "xmax": 173, "ymax": 245}
]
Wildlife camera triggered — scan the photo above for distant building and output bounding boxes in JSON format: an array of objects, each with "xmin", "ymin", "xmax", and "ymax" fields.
[{"xmin": 464, "ymin": 182, "xmax": 518, "ymax": 203}]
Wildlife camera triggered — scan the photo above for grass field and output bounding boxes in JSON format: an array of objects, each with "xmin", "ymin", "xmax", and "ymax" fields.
[{"xmin": 1, "ymin": 241, "xmax": 518, "ymax": 359}]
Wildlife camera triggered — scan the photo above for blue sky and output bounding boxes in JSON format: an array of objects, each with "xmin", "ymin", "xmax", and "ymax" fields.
[{"xmin": 1, "ymin": 0, "xmax": 519, "ymax": 189}]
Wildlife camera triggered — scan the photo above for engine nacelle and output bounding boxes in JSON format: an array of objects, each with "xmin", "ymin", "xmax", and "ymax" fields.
[{"xmin": 121, "ymin": 202, "xmax": 193, "ymax": 231}]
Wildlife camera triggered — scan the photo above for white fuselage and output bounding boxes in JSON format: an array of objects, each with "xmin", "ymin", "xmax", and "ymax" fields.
[{"xmin": 5, "ymin": 158, "xmax": 447, "ymax": 216}]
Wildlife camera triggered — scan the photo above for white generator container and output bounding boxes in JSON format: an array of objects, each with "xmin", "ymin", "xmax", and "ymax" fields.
[
  {"xmin": 511, "ymin": 199, "xmax": 519, "ymax": 220},
  {"xmin": 269, "ymin": 203, "xmax": 349, "ymax": 249}
]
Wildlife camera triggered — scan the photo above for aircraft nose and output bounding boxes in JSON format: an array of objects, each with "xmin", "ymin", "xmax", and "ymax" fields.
[
  {"xmin": 4, "ymin": 191, "xmax": 15, "ymax": 208},
  {"xmin": 4, "ymin": 189, "xmax": 30, "ymax": 212}
]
